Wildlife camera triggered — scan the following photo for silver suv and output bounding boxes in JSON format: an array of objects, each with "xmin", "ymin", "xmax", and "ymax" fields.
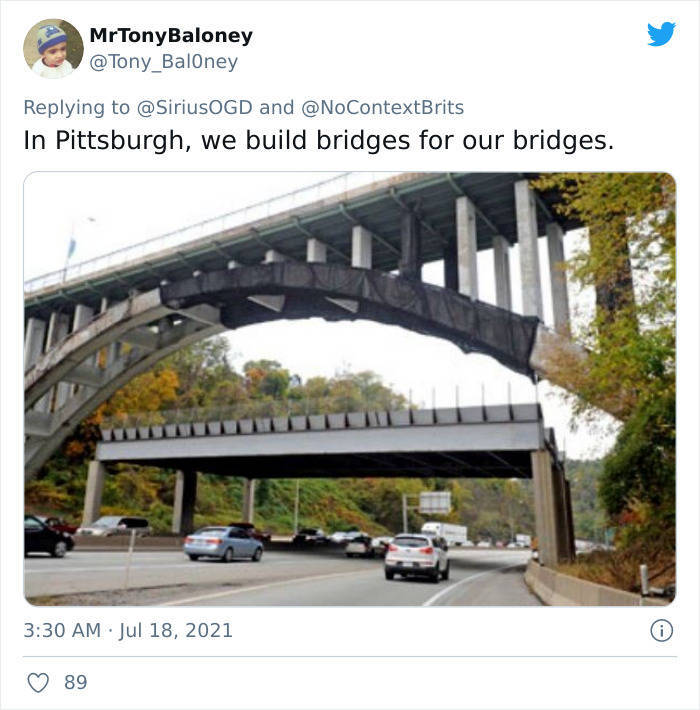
[{"xmin": 384, "ymin": 534, "xmax": 449, "ymax": 583}]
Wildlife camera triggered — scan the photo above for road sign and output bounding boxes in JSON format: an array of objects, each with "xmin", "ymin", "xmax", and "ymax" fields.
[{"xmin": 419, "ymin": 491, "xmax": 451, "ymax": 514}]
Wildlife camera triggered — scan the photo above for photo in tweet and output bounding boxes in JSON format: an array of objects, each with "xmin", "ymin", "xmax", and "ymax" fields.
[{"xmin": 23, "ymin": 171, "xmax": 675, "ymax": 608}]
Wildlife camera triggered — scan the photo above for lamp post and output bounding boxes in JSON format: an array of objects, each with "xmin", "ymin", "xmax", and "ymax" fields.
[{"xmin": 62, "ymin": 216, "xmax": 96, "ymax": 282}]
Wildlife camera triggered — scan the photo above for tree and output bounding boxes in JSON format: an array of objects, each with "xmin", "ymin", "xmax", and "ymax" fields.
[
  {"xmin": 243, "ymin": 359, "xmax": 292, "ymax": 400},
  {"xmin": 532, "ymin": 174, "xmax": 675, "ymax": 543},
  {"xmin": 599, "ymin": 394, "xmax": 675, "ymax": 521},
  {"xmin": 166, "ymin": 337, "xmax": 240, "ymax": 408},
  {"xmin": 567, "ymin": 459, "xmax": 607, "ymax": 542},
  {"xmin": 532, "ymin": 173, "xmax": 675, "ymax": 421}
]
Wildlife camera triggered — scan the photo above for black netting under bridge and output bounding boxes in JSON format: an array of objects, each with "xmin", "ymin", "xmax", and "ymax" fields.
[{"xmin": 161, "ymin": 262, "xmax": 540, "ymax": 379}]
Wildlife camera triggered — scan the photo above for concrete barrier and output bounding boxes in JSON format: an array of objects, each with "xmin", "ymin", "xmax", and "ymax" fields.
[
  {"xmin": 525, "ymin": 560, "xmax": 670, "ymax": 606},
  {"xmin": 73, "ymin": 535, "xmax": 321, "ymax": 553},
  {"xmin": 73, "ymin": 535, "xmax": 183, "ymax": 551}
]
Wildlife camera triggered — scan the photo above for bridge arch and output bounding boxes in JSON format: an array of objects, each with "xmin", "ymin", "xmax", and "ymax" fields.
[{"xmin": 164, "ymin": 262, "xmax": 541, "ymax": 376}]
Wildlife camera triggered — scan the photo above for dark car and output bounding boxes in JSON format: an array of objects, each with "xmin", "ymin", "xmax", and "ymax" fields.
[
  {"xmin": 25, "ymin": 514, "xmax": 74, "ymax": 557},
  {"xmin": 35, "ymin": 515, "xmax": 78, "ymax": 535},
  {"xmin": 227, "ymin": 522, "xmax": 272, "ymax": 543},
  {"xmin": 77, "ymin": 516, "xmax": 151, "ymax": 537},
  {"xmin": 292, "ymin": 527, "xmax": 328, "ymax": 545}
]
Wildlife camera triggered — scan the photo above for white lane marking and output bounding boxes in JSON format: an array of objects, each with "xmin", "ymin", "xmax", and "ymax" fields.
[
  {"xmin": 68, "ymin": 554, "xmax": 185, "ymax": 561},
  {"xmin": 24, "ymin": 557, "xmax": 319, "ymax": 575},
  {"xmin": 421, "ymin": 562, "xmax": 525, "ymax": 607},
  {"xmin": 160, "ymin": 569, "xmax": 379, "ymax": 606},
  {"xmin": 25, "ymin": 564, "xmax": 198, "ymax": 574}
]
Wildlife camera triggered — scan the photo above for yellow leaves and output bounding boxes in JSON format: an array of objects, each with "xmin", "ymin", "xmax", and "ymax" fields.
[
  {"xmin": 104, "ymin": 368, "xmax": 179, "ymax": 418},
  {"xmin": 109, "ymin": 468, "xmax": 163, "ymax": 509},
  {"xmin": 25, "ymin": 480, "xmax": 71, "ymax": 510},
  {"xmin": 529, "ymin": 174, "xmax": 675, "ymax": 422}
]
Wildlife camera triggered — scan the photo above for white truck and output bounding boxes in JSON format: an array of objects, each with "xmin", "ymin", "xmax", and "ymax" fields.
[
  {"xmin": 421, "ymin": 522, "xmax": 468, "ymax": 547},
  {"xmin": 515, "ymin": 533, "xmax": 532, "ymax": 548}
]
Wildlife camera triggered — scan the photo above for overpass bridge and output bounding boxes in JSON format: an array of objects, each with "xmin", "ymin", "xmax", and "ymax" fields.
[{"xmin": 91, "ymin": 402, "xmax": 575, "ymax": 567}]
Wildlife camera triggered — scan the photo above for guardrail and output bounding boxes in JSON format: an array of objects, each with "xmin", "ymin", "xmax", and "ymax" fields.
[{"xmin": 100, "ymin": 396, "xmax": 410, "ymax": 430}]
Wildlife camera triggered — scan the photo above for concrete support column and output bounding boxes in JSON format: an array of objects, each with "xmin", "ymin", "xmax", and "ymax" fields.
[
  {"xmin": 455, "ymin": 195, "xmax": 479, "ymax": 298},
  {"xmin": 25, "ymin": 317, "xmax": 50, "ymax": 415},
  {"xmin": 399, "ymin": 211, "xmax": 422, "ymax": 280},
  {"xmin": 42, "ymin": 311, "xmax": 71, "ymax": 412},
  {"xmin": 172, "ymin": 470, "xmax": 198, "ymax": 535},
  {"xmin": 531, "ymin": 450, "xmax": 572, "ymax": 566},
  {"xmin": 73, "ymin": 304, "xmax": 94, "ymax": 330},
  {"xmin": 531, "ymin": 450, "xmax": 557, "ymax": 567},
  {"xmin": 351, "ymin": 225, "xmax": 372, "ymax": 269},
  {"xmin": 492, "ymin": 234, "xmax": 513, "ymax": 311},
  {"xmin": 24, "ymin": 318, "xmax": 47, "ymax": 371},
  {"xmin": 563, "ymin": 477, "xmax": 576, "ymax": 560},
  {"xmin": 546, "ymin": 222, "xmax": 571, "ymax": 335},
  {"xmin": 264, "ymin": 249, "xmax": 286, "ymax": 263},
  {"xmin": 100, "ymin": 297, "xmax": 120, "ymax": 367},
  {"xmin": 82, "ymin": 460, "xmax": 106, "ymax": 526},
  {"xmin": 515, "ymin": 180, "xmax": 544, "ymax": 319},
  {"xmin": 242, "ymin": 478, "xmax": 256, "ymax": 523},
  {"xmin": 306, "ymin": 238, "xmax": 327, "ymax": 263},
  {"xmin": 531, "ymin": 450, "xmax": 551, "ymax": 565},
  {"xmin": 443, "ymin": 235, "xmax": 458, "ymax": 291},
  {"xmin": 71, "ymin": 304, "xmax": 95, "ymax": 398},
  {"xmin": 551, "ymin": 466, "xmax": 570, "ymax": 562}
]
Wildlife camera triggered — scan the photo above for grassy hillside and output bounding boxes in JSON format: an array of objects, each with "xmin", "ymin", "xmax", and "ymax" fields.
[{"xmin": 27, "ymin": 452, "xmax": 605, "ymax": 541}]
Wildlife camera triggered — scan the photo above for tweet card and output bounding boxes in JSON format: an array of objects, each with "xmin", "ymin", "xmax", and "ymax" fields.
[{"xmin": 1, "ymin": 2, "xmax": 699, "ymax": 709}]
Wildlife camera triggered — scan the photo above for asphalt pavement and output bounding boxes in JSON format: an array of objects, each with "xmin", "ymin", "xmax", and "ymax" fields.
[{"xmin": 25, "ymin": 547, "xmax": 540, "ymax": 606}]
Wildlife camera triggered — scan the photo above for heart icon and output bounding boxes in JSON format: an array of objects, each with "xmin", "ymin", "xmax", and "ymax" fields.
[{"xmin": 27, "ymin": 673, "xmax": 49, "ymax": 693}]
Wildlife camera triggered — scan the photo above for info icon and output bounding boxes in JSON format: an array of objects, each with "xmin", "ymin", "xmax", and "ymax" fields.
[{"xmin": 650, "ymin": 619, "xmax": 673, "ymax": 642}]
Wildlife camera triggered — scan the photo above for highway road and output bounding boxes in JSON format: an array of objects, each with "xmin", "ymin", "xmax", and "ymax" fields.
[{"xmin": 25, "ymin": 548, "xmax": 540, "ymax": 606}]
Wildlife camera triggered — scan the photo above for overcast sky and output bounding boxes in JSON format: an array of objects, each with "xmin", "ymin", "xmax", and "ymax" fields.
[{"xmin": 24, "ymin": 172, "xmax": 618, "ymax": 459}]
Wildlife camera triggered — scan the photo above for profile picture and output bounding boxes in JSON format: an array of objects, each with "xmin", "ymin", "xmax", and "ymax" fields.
[{"xmin": 23, "ymin": 19, "xmax": 83, "ymax": 78}]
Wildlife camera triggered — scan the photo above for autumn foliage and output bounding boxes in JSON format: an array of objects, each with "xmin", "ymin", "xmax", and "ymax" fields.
[{"xmin": 534, "ymin": 174, "xmax": 675, "ymax": 583}]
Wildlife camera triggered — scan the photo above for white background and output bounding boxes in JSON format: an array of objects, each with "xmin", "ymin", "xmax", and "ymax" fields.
[{"xmin": 2, "ymin": 2, "xmax": 699, "ymax": 709}]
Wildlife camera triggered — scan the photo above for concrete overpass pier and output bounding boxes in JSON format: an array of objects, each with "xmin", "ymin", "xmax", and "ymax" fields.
[
  {"xmin": 171, "ymin": 470, "xmax": 198, "ymax": 535},
  {"xmin": 242, "ymin": 478, "xmax": 256, "ymax": 523}
]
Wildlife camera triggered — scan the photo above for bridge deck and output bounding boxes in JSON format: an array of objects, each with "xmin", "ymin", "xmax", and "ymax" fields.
[
  {"xmin": 97, "ymin": 403, "xmax": 553, "ymax": 479},
  {"xmin": 25, "ymin": 172, "xmax": 580, "ymax": 318}
]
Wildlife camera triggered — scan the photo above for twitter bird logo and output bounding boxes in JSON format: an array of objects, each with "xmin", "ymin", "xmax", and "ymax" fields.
[{"xmin": 648, "ymin": 22, "xmax": 675, "ymax": 46}]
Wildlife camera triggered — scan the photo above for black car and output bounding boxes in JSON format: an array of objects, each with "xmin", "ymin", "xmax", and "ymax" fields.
[
  {"xmin": 227, "ymin": 522, "xmax": 272, "ymax": 543},
  {"xmin": 25, "ymin": 514, "xmax": 74, "ymax": 557},
  {"xmin": 292, "ymin": 528, "xmax": 328, "ymax": 545}
]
